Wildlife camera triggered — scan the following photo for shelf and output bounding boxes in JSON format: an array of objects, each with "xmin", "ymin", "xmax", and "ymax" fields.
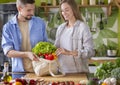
[
  {"xmin": 39, "ymin": 5, "xmax": 59, "ymax": 8},
  {"xmin": 37, "ymin": 4, "xmax": 112, "ymax": 16},
  {"xmin": 79, "ymin": 4, "xmax": 110, "ymax": 7},
  {"xmin": 89, "ymin": 57, "xmax": 117, "ymax": 64},
  {"xmin": 38, "ymin": 4, "xmax": 110, "ymax": 8},
  {"xmin": 79, "ymin": 4, "xmax": 112, "ymax": 16}
]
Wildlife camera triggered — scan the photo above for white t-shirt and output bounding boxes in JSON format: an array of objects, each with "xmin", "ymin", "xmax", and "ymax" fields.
[
  {"xmin": 59, "ymin": 27, "xmax": 78, "ymax": 73},
  {"xmin": 60, "ymin": 27, "xmax": 73, "ymax": 50}
]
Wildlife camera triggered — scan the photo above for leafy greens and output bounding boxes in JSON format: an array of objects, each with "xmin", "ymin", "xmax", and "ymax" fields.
[{"xmin": 32, "ymin": 42, "xmax": 57, "ymax": 55}]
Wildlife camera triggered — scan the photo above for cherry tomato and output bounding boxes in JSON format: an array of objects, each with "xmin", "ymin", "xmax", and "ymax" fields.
[{"xmin": 45, "ymin": 54, "xmax": 54, "ymax": 60}]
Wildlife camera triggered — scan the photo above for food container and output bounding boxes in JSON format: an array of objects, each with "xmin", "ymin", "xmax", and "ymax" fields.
[
  {"xmin": 108, "ymin": 0, "xmax": 113, "ymax": 4},
  {"xmin": 89, "ymin": 0, "xmax": 96, "ymax": 5},
  {"xmin": 107, "ymin": 50, "xmax": 117, "ymax": 57},
  {"xmin": 81, "ymin": 0, "xmax": 88, "ymax": 5}
]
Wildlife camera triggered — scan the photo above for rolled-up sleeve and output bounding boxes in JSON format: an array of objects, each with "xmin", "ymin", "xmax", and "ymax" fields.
[
  {"xmin": 1, "ymin": 24, "xmax": 14, "ymax": 55},
  {"xmin": 77, "ymin": 22, "xmax": 95, "ymax": 59}
]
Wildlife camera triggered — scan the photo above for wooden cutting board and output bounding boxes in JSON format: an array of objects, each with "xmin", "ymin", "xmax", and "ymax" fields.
[{"xmin": 24, "ymin": 73, "xmax": 88, "ymax": 84}]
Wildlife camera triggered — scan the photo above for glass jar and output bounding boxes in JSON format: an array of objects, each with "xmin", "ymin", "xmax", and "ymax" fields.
[
  {"xmin": 41, "ymin": 0, "xmax": 47, "ymax": 6},
  {"xmin": 89, "ymin": 0, "xmax": 96, "ymax": 5},
  {"xmin": 108, "ymin": 0, "xmax": 113, "ymax": 4},
  {"xmin": 98, "ymin": 0, "xmax": 104, "ymax": 5},
  {"xmin": 52, "ymin": 0, "xmax": 57, "ymax": 6},
  {"xmin": 81, "ymin": 0, "xmax": 88, "ymax": 5},
  {"xmin": 47, "ymin": 0, "xmax": 52, "ymax": 5}
]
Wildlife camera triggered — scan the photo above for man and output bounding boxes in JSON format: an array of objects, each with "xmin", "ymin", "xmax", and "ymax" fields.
[{"xmin": 1, "ymin": 0, "xmax": 48, "ymax": 78}]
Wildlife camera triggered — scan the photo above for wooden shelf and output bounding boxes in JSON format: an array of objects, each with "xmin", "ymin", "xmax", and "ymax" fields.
[
  {"xmin": 89, "ymin": 57, "xmax": 116, "ymax": 64},
  {"xmin": 37, "ymin": 4, "xmax": 112, "ymax": 16},
  {"xmin": 38, "ymin": 4, "xmax": 110, "ymax": 8},
  {"xmin": 39, "ymin": 5, "xmax": 59, "ymax": 8},
  {"xmin": 79, "ymin": 4, "xmax": 110, "ymax": 7},
  {"xmin": 79, "ymin": 4, "xmax": 112, "ymax": 16}
]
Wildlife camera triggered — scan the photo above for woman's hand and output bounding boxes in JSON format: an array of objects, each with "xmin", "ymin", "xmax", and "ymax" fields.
[
  {"xmin": 71, "ymin": 50, "xmax": 78, "ymax": 56},
  {"xmin": 55, "ymin": 48, "xmax": 66, "ymax": 55},
  {"xmin": 55, "ymin": 48, "xmax": 78, "ymax": 56},
  {"xmin": 24, "ymin": 52, "xmax": 39, "ymax": 61}
]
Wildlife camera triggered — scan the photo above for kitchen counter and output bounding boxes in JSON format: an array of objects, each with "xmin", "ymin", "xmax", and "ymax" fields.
[
  {"xmin": 23, "ymin": 73, "xmax": 88, "ymax": 84},
  {"xmin": 89, "ymin": 57, "xmax": 117, "ymax": 64}
]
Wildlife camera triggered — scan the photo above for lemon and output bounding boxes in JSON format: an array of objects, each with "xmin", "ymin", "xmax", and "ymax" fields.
[{"xmin": 3, "ymin": 75, "xmax": 12, "ymax": 82}]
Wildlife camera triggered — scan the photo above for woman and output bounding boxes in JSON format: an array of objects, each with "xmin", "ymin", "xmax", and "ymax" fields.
[{"xmin": 54, "ymin": 0, "xmax": 95, "ymax": 73}]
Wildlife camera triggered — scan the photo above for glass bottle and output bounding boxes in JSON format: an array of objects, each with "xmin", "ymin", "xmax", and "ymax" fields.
[
  {"xmin": 41, "ymin": 0, "xmax": 47, "ymax": 6},
  {"xmin": 81, "ymin": 0, "xmax": 88, "ymax": 5},
  {"xmin": 98, "ymin": 0, "xmax": 104, "ymax": 5},
  {"xmin": 108, "ymin": 0, "xmax": 113, "ymax": 4},
  {"xmin": 1, "ymin": 61, "xmax": 12, "ymax": 83},
  {"xmin": 89, "ymin": 0, "xmax": 96, "ymax": 5},
  {"xmin": 99, "ymin": 13, "xmax": 104, "ymax": 30},
  {"xmin": 52, "ymin": 0, "xmax": 57, "ymax": 6},
  {"xmin": 47, "ymin": 0, "xmax": 52, "ymax": 5}
]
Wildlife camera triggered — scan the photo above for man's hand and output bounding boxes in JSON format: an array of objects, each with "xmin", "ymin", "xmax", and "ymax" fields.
[
  {"xmin": 24, "ymin": 52, "xmax": 39, "ymax": 61},
  {"xmin": 7, "ymin": 50, "xmax": 39, "ymax": 61}
]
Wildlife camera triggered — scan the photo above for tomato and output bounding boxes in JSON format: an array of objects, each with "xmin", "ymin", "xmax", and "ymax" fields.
[
  {"xmin": 44, "ymin": 53, "xmax": 49, "ymax": 59},
  {"xmin": 51, "ymin": 82, "xmax": 57, "ymax": 85},
  {"xmin": 21, "ymin": 79, "xmax": 27, "ymax": 85},
  {"xmin": 15, "ymin": 78, "xmax": 22, "ymax": 83},
  {"xmin": 69, "ymin": 81, "xmax": 74, "ymax": 85},
  {"xmin": 45, "ymin": 54, "xmax": 54, "ymax": 60},
  {"xmin": 29, "ymin": 79, "xmax": 37, "ymax": 85},
  {"xmin": 76, "ymin": 83, "xmax": 82, "ymax": 85}
]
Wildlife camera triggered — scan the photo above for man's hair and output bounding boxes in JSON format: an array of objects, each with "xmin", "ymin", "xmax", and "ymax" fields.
[{"xmin": 16, "ymin": 0, "xmax": 35, "ymax": 7}]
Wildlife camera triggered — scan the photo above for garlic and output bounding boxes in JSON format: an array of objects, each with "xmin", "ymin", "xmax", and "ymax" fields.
[
  {"xmin": 103, "ymin": 78, "xmax": 111, "ymax": 85},
  {"xmin": 79, "ymin": 80, "xmax": 87, "ymax": 84},
  {"xmin": 110, "ymin": 78, "xmax": 116, "ymax": 85},
  {"xmin": 103, "ymin": 78, "xmax": 117, "ymax": 85}
]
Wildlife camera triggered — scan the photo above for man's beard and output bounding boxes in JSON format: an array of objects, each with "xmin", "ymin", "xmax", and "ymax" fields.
[
  {"xmin": 20, "ymin": 13, "xmax": 33, "ymax": 20},
  {"xmin": 24, "ymin": 16, "xmax": 32, "ymax": 20}
]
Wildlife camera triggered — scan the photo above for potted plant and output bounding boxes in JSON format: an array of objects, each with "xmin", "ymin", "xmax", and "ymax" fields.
[{"xmin": 107, "ymin": 45, "xmax": 117, "ymax": 57}]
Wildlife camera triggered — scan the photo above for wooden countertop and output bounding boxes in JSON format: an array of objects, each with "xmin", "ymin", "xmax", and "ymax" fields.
[{"xmin": 23, "ymin": 73, "xmax": 88, "ymax": 84}]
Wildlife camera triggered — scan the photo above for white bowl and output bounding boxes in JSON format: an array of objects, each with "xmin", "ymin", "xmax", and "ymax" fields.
[{"xmin": 107, "ymin": 50, "xmax": 117, "ymax": 57}]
